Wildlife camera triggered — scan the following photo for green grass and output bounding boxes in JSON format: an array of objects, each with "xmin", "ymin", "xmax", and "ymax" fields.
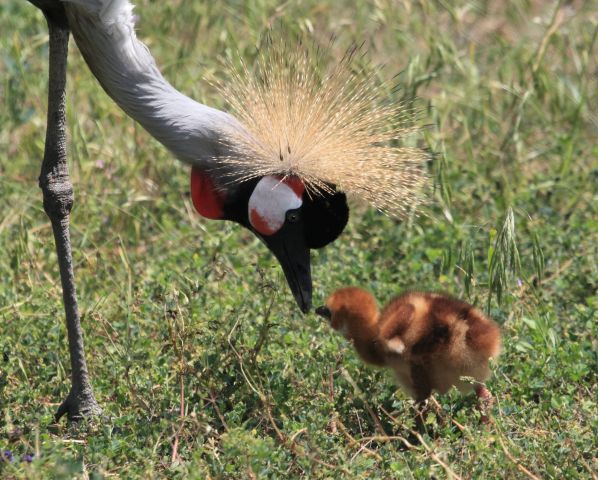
[{"xmin": 1, "ymin": 0, "xmax": 597, "ymax": 478}]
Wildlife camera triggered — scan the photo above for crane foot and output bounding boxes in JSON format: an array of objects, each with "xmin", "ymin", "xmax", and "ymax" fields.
[{"xmin": 55, "ymin": 389, "xmax": 103, "ymax": 422}]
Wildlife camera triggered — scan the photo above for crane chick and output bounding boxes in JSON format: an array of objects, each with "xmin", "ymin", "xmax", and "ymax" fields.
[{"xmin": 316, "ymin": 287, "xmax": 501, "ymax": 419}]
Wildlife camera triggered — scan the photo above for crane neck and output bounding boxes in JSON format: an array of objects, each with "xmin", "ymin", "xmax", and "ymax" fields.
[{"xmin": 64, "ymin": 1, "xmax": 239, "ymax": 169}]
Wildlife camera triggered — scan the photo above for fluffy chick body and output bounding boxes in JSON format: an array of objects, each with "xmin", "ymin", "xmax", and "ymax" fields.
[{"xmin": 319, "ymin": 287, "xmax": 501, "ymax": 402}]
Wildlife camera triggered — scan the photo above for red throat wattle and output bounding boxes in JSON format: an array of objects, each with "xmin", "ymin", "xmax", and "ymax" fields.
[
  {"xmin": 190, "ymin": 167, "xmax": 224, "ymax": 220},
  {"xmin": 281, "ymin": 175, "xmax": 305, "ymax": 198}
]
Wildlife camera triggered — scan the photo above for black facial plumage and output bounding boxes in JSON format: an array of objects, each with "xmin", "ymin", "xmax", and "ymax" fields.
[
  {"xmin": 302, "ymin": 188, "xmax": 349, "ymax": 249},
  {"xmin": 222, "ymin": 178, "xmax": 349, "ymax": 249},
  {"xmin": 217, "ymin": 176, "xmax": 349, "ymax": 312}
]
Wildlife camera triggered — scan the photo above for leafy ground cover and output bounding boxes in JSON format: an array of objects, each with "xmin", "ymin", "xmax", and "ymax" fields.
[{"xmin": 1, "ymin": 0, "xmax": 596, "ymax": 478}]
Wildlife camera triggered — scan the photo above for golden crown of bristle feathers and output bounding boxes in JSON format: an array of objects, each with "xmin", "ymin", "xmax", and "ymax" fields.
[{"xmin": 214, "ymin": 38, "xmax": 430, "ymax": 217}]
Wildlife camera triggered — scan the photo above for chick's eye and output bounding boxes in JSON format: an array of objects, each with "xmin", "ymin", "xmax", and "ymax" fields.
[{"xmin": 286, "ymin": 210, "xmax": 300, "ymax": 223}]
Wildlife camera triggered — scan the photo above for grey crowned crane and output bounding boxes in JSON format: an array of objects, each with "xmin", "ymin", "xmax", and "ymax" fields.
[{"xmin": 25, "ymin": 0, "xmax": 428, "ymax": 421}]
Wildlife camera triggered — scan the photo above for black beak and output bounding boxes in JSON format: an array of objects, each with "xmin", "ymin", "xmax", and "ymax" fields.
[
  {"xmin": 223, "ymin": 177, "xmax": 349, "ymax": 314},
  {"xmin": 260, "ymin": 223, "xmax": 312, "ymax": 314},
  {"xmin": 315, "ymin": 305, "xmax": 331, "ymax": 320}
]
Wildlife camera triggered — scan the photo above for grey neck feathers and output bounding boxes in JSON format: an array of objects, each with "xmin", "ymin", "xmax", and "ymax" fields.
[{"xmin": 64, "ymin": 2, "xmax": 241, "ymax": 170}]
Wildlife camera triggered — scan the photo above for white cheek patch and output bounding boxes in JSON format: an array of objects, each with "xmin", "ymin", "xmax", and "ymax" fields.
[{"xmin": 248, "ymin": 176, "xmax": 303, "ymax": 236}]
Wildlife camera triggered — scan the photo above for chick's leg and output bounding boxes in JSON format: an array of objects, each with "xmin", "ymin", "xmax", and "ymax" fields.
[
  {"xmin": 411, "ymin": 364, "xmax": 432, "ymax": 432},
  {"xmin": 475, "ymin": 384, "xmax": 493, "ymax": 424}
]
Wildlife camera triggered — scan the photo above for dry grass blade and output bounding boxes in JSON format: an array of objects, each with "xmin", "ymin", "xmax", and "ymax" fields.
[{"xmin": 214, "ymin": 36, "xmax": 429, "ymax": 217}]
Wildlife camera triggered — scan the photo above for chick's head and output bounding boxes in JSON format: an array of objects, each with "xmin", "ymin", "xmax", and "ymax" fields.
[{"xmin": 316, "ymin": 287, "xmax": 379, "ymax": 340}]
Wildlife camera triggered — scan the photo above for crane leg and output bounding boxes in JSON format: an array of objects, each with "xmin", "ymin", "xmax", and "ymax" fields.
[{"xmin": 39, "ymin": 13, "xmax": 102, "ymax": 422}]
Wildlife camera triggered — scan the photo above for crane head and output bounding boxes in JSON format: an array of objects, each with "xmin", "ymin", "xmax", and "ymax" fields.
[{"xmin": 191, "ymin": 168, "xmax": 349, "ymax": 313}]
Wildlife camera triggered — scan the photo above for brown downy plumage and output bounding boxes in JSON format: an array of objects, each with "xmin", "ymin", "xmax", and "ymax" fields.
[{"xmin": 316, "ymin": 287, "xmax": 500, "ymax": 410}]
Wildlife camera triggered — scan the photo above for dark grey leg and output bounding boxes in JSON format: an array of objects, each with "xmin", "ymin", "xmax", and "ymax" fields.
[{"xmin": 38, "ymin": 12, "xmax": 101, "ymax": 422}]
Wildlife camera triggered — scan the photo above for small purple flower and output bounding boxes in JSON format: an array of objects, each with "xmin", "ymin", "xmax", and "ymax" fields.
[
  {"xmin": 95, "ymin": 159, "xmax": 105, "ymax": 169},
  {"xmin": 2, "ymin": 450, "xmax": 13, "ymax": 463},
  {"xmin": 516, "ymin": 278, "xmax": 523, "ymax": 287},
  {"xmin": 23, "ymin": 453, "xmax": 34, "ymax": 463}
]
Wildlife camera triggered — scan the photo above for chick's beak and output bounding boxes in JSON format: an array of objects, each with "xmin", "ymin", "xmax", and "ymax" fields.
[
  {"xmin": 315, "ymin": 305, "xmax": 332, "ymax": 320},
  {"xmin": 260, "ymin": 224, "xmax": 312, "ymax": 313}
]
